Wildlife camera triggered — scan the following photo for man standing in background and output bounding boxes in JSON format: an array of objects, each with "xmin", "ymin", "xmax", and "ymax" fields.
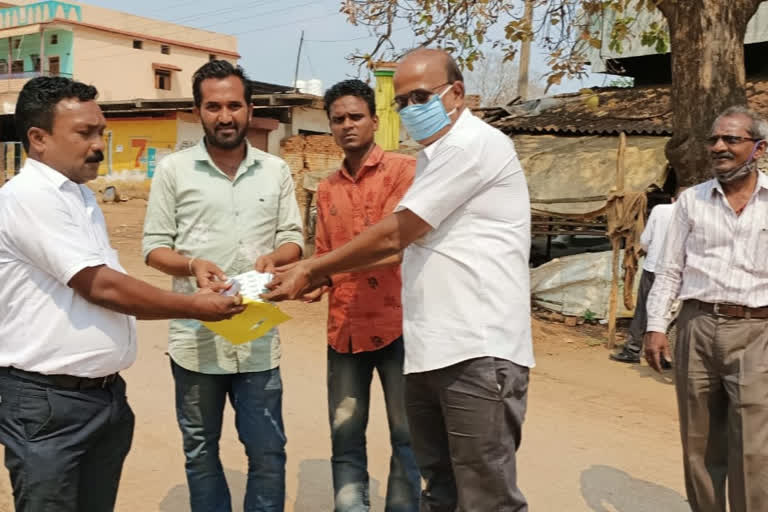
[
  {"xmin": 645, "ymin": 106, "xmax": 768, "ymax": 512},
  {"xmin": 306, "ymin": 79, "xmax": 419, "ymax": 511},
  {"xmin": 143, "ymin": 60, "xmax": 303, "ymax": 512},
  {"xmin": 611, "ymin": 191, "xmax": 680, "ymax": 366}
]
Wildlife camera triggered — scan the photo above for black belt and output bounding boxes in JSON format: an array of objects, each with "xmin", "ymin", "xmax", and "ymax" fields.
[
  {"xmin": 0, "ymin": 367, "xmax": 119, "ymax": 390},
  {"xmin": 692, "ymin": 300, "xmax": 768, "ymax": 319}
]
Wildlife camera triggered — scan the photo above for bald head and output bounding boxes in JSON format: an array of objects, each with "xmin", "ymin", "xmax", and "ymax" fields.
[
  {"xmin": 397, "ymin": 48, "xmax": 463, "ymax": 85},
  {"xmin": 393, "ymin": 48, "xmax": 466, "ymax": 105},
  {"xmin": 393, "ymin": 48, "xmax": 466, "ymax": 145}
]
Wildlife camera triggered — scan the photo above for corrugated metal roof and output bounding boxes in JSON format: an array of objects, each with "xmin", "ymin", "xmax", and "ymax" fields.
[
  {"xmin": 482, "ymin": 79, "xmax": 768, "ymax": 136},
  {"xmin": 587, "ymin": 3, "xmax": 768, "ymax": 72}
]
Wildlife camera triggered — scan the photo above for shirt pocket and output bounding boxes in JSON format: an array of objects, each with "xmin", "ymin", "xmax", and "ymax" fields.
[
  {"xmin": 241, "ymin": 193, "xmax": 280, "ymax": 227},
  {"xmin": 253, "ymin": 192, "xmax": 279, "ymax": 211},
  {"xmin": 748, "ymin": 226, "xmax": 768, "ymax": 270}
]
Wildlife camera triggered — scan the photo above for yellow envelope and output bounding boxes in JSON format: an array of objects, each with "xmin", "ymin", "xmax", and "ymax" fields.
[{"xmin": 202, "ymin": 297, "xmax": 292, "ymax": 345}]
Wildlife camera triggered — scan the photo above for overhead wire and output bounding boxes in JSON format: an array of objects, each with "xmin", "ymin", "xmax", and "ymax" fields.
[
  {"xmin": 304, "ymin": 26, "xmax": 410, "ymax": 43},
  {"xmin": 75, "ymin": 1, "xmax": 315, "ymax": 60}
]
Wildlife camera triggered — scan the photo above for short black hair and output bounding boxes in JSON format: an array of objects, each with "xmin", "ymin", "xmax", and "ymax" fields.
[
  {"xmin": 323, "ymin": 79, "xmax": 376, "ymax": 118},
  {"xmin": 15, "ymin": 76, "xmax": 98, "ymax": 153},
  {"xmin": 192, "ymin": 59, "xmax": 252, "ymax": 108}
]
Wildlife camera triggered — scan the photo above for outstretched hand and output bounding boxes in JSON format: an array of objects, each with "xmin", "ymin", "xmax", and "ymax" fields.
[
  {"xmin": 191, "ymin": 286, "xmax": 246, "ymax": 321},
  {"xmin": 261, "ymin": 261, "xmax": 312, "ymax": 302},
  {"xmin": 191, "ymin": 258, "xmax": 227, "ymax": 289}
]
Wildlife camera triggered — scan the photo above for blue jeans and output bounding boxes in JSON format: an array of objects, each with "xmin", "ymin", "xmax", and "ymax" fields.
[
  {"xmin": 171, "ymin": 361, "xmax": 286, "ymax": 512},
  {"xmin": 327, "ymin": 337, "xmax": 420, "ymax": 512}
]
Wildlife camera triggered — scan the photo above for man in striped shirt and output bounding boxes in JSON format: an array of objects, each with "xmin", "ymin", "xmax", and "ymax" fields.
[{"xmin": 645, "ymin": 106, "xmax": 768, "ymax": 512}]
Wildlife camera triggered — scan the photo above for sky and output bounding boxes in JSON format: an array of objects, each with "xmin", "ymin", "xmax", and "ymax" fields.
[{"xmin": 83, "ymin": 0, "xmax": 617, "ymax": 97}]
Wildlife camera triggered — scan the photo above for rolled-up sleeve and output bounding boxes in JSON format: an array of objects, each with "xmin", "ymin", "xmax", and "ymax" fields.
[
  {"xmin": 274, "ymin": 162, "xmax": 304, "ymax": 252},
  {"xmin": 142, "ymin": 159, "xmax": 178, "ymax": 260},
  {"xmin": 646, "ymin": 198, "xmax": 690, "ymax": 333}
]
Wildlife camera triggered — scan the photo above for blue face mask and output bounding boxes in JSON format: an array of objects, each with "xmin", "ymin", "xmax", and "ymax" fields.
[{"xmin": 399, "ymin": 86, "xmax": 456, "ymax": 143}]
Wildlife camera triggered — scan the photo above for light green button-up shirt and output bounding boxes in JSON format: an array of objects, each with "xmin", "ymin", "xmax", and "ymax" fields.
[{"xmin": 142, "ymin": 140, "xmax": 304, "ymax": 374}]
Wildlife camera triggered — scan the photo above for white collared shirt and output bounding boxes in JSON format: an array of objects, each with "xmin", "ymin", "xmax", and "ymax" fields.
[
  {"xmin": 647, "ymin": 173, "xmax": 768, "ymax": 333},
  {"xmin": 0, "ymin": 159, "xmax": 136, "ymax": 377},
  {"xmin": 640, "ymin": 203, "xmax": 674, "ymax": 272},
  {"xmin": 396, "ymin": 109, "xmax": 535, "ymax": 374}
]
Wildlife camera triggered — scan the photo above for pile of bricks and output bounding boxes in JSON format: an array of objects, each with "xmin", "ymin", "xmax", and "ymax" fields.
[{"xmin": 280, "ymin": 134, "xmax": 344, "ymax": 209}]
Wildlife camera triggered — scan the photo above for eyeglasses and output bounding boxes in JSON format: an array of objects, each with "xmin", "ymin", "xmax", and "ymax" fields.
[
  {"xmin": 706, "ymin": 135, "xmax": 762, "ymax": 146},
  {"xmin": 392, "ymin": 82, "xmax": 451, "ymax": 112}
]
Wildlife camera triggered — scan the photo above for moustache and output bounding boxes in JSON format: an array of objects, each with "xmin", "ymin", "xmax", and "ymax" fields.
[
  {"xmin": 215, "ymin": 123, "xmax": 237, "ymax": 131},
  {"xmin": 85, "ymin": 150, "xmax": 104, "ymax": 163},
  {"xmin": 712, "ymin": 151, "xmax": 734, "ymax": 159}
]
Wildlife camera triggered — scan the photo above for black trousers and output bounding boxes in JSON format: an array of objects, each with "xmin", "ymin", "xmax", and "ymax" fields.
[
  {"xmin": 625, "ymin": 269, "xmax": 656, "ymax": 354},
  {"xmin": 405, "ymin": 357, "xmax": 530, "ymax": 512},
  {"xmin": 0, "ymin": 370, "xmax": 134, "ymax": 512}
]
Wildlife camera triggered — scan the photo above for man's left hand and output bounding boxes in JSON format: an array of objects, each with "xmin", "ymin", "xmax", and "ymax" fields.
[
  {"xmin": 261, "ymin": 261, "xmax": 312, "ymax": 302},
  {"xmin": 255, "ymin": 254, "xmax": 278, "ymax": 274}
]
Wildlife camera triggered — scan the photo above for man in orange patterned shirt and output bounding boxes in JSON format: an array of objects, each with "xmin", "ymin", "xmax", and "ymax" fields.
[{"xmin": 305, "ymin": 79, "xmax": 419, "ymax": 511}]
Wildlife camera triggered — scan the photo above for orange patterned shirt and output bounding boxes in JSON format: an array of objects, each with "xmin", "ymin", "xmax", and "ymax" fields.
[{"xmin": 315, "ymin": 145, "xmax": 416, "ymax": 353}]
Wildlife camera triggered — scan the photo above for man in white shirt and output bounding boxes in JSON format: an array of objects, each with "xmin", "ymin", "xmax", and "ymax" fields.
[
  {"xmin": 611, "ymin": 197, "xmax": 676, "ymax": 364},
  {"xmin": 0, "ymin": 76, "xmax": 243, "ymax": 512},
  {"xmin": 264, "ymin": 48, "xmax": 534, "ymax": 511},
  {"xmin": 645, "ymin": 106, "xmax": 768, "ymax": 512}
]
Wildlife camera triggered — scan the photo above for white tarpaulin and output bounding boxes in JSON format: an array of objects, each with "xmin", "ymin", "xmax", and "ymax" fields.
[{"xmin": 531, "ymin": 250, "xmax": 640, "ymax": 319}]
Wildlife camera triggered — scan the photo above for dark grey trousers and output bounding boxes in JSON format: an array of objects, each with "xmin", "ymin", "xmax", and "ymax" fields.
[
  {"xmin": 405, "ymin": 357, "xmax": 530, "ymax": 512},
  {"xmin": 0, "ymin": 371, "xmax": 134, "ymax": 512},
  {"xmin": 625, "ymin": 269, "xmax": 656, "ymax": 354}
]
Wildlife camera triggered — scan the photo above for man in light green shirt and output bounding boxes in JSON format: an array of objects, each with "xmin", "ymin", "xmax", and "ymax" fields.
[{"xmin": 142, "ymin": 60, "xmax": 302, "ymax": 512}]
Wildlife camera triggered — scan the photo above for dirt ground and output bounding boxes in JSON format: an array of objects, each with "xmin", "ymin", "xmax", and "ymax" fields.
[{"xmin": 0, "ymin": 199, "xmax": 690, "ymax": 511}]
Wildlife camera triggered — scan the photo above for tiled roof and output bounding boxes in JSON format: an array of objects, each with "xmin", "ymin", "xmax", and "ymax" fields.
[{"xmin": 481, "ymin": 79, "xmax": 768, "ymax": 136}]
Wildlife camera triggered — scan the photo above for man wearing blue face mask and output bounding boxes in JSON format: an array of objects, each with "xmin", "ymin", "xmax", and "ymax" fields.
[{"xmin": 263, "ymin": 48, "xmax": 534, "ymax": 511}]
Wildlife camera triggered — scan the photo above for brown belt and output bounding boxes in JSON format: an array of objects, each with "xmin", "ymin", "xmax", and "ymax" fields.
[
  {"xmin": 0, "ymin": 367, "xmax": 119, "ymax": 390},
  {"xmin": 693, "ymin": 300, "xmax": 768, "ymax": 319}
]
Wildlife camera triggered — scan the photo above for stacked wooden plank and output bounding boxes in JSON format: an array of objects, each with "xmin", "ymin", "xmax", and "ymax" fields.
[
  {"xmin": 280, "ymin": 136, "xmax": 305, "ymax": 176},
  {"xmin": 280, "ymin": 134, "xmax": 344, "ymax": 210},
  {"xmin": 280, "ymin": 136, "xmax": 308, "ymax": 208},
  {"xmin": 304, "ymin": 135, "xmax": 344, "ymax": 173}
]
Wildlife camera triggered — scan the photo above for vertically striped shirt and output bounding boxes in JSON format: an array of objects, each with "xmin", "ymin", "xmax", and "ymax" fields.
[{"xmin": 647, "ymin": 172, "xmax": 768, "ymax": 333}]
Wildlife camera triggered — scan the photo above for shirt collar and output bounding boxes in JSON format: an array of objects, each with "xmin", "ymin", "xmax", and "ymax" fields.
[
  {"xmin": 23, "ymin": 157, "xmax": 76, "ymax": 190},
  {"xmin": 710, "ymin": 171, "xmax": 768, "ymax": 198},
  {"xmin": 340, "ymin": 144, "xmax": 384, "ymax": 182},
  {"xmin": 191, "ymin": 138, "xmax": 260, "ymax": 172},
  {"xmin": 422, "ymin": 108, "xmax": 472, "ymax": 161}
]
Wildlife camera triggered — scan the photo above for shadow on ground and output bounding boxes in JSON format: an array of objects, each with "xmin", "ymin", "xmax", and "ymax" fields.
[
  {"xmin": 581, "ymin": 465, "xmax": 689, "ymax": 512},
  {"xmin": 158, "ymin": 460, "xmax": 386, "ymax": 511},
  {"xmin": 293, "ymin": 458, "xmax": 385, "ymax": 512},
  {"xmin": 159, "ymin": 469, "xmax": 247, "ymax": 512},
  {"xmin": 628, "ymin": 364, "xmax": 676, "ymax": 385}
]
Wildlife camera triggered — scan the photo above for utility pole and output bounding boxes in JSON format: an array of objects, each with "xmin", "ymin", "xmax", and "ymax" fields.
[
  {"xmin": 517, "ymin": 0, "xmax": 534, "ymax": 101},
  {"xmin": 292, "ymin": 30, "xmax": 304, "ymax": 92}
]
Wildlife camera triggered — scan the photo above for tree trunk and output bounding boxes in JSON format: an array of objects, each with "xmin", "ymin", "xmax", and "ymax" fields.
[{"xmin": 660, "ymin": 1, "xmax": 763, "ymax": 186}]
